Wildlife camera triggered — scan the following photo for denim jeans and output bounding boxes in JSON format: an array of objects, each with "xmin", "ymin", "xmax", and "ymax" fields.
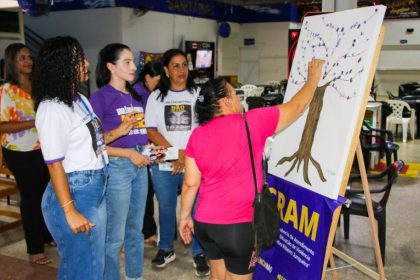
[
  {"xmin": 41, "ymin": 168, "xmax": 107, "ymax": 280},
  {"xmin": 104, "ymin": 146, "xmax": 148, "ymax": 280},
  {"xmin": 150, "ymin": 164, "xmax": 204, "ymax": 256}
]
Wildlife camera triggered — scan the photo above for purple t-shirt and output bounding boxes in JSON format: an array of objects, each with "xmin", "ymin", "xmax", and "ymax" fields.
[
  {"xmin": 133, "ymin": 83, "xmax": 151, "ymax": 106},
  {"xmin": 90, "ymin": 84, "xmax": 148, "ymax": 148},
  {"xmin": 185, "ymin": 106, "xmax": 279, "ymax": 224}
]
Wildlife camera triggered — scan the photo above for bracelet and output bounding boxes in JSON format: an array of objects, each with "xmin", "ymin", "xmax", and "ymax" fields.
[{"xmin": 61, "ymin": 200, "xmax": 74, "ymax": 208}]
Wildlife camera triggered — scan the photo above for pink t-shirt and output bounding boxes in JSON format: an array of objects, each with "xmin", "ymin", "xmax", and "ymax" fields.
[{"xmin": 185, "ymin": 106, "xmax": 279, "ymax": 224}]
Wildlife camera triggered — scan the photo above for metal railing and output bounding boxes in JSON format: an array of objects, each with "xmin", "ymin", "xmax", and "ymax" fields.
[{"xmin": 24, "ymin": 26, "xmax": 90, "ymax": 97}]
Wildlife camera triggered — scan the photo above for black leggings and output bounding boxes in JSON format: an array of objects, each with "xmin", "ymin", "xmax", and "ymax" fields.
[
  {"xmin": 2, "ymin": 148, "xmax": 52, "ymax": 254},
  {"xmin": 194, "ymin": 221, "xmax": 255, "ymax": 275}
]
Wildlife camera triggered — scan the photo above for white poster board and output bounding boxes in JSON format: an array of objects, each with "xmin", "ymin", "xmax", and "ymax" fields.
[{"xmin": 269, "ymin": 6, "xmax": 386, "ymax": 199}]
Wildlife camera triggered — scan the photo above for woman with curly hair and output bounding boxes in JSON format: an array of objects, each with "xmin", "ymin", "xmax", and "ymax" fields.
[
  {"xmin": 32, "ymin": 36, "xmax": 136, "ymax": 279},
  {"xmin": 0, "ymin": 43, "xmax": 53, "ymax": 265}
]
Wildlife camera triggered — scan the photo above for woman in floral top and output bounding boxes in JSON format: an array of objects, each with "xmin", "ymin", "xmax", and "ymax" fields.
[{"xmin": 0, "ymin": 43, "xmax": 53, "ymax": 265}]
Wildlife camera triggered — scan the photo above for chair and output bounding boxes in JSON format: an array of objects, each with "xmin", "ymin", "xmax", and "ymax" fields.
[
  {"xmin": 266, "ymin": 80, "xmax": 280, "ymax": 87},
  {"xmin": 279, "ymin": 79, "xmax": 288, "ymax": 95},
  {"xmin": 263, "ymin": 93, "xmax": 284, "ymax": 106},
  {"xmin": 342, "ymin": 160, "xmax": 404, "ymax": 264},
  {"xmin": 398, "ymin": 82, "xmax": 420, "ymax": 98},
  {"xmin": 249, "ymin": 86, "xmax": 264, "ymax": 97},
  {"xmin": 246, "ymin": 96, "xmax": 266, "ymax": 110},
  {"xmin": 240, "ymin": 84, "xmax": 257, "ymax": 95},
  {"xmin": 265, "ymin": 80, "xmax": 280, "ymax": 92},
  {"xmin": 356, "ymin": 121, "xmax": 399, "ymax": 180},
  {"xmin": 370, "ymin": 77, "xmax": 378, "ymax": 101},
  {"xmin": 401, "ymin": 95, "xmax": 420, "ymax": 138},
  {"xmin": 0, "ymin": 149, "xmax": 21, "ymax": 233},
  {"xmin": 385, "ymin": 100, "xmax": 416, "ymax": 142},
  {"xmin": 240, "ymin": 84, "xmax": 257, "ymax": 111},
  {"xmin": 386, "ymin": 90, "xmax": 399, "ymax": 100}
]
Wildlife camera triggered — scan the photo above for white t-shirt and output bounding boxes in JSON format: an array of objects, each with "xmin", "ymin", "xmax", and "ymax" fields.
[
  {"xmin": 36, "ymin": 94, "xmax": 108, "ymax": 173},
  {"xmin": 145, "ymin": 88, "xmax": 199, "ymax": 149}
]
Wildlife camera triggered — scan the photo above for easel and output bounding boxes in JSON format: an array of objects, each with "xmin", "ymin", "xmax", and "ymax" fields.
[{"xmin": 321, "ymin": 26, "xmax": 387, "ymax": 280}]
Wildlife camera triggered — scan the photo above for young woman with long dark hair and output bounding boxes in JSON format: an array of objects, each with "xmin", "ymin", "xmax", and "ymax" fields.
[
  {"xmin": 90, "ymin": 43, "xmax": 150, "ymax": 280},
  {"xmin": 0, "ymin": 43, "xmax": 53, "ymax": 265}
]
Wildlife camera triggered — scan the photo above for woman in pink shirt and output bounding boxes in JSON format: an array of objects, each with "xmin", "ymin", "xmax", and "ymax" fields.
[{"xmin": 179, "ymin": 59, "xmax": 324, "ymax": 280}]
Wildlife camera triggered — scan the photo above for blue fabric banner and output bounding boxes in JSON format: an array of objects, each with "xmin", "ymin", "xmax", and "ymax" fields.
[
  {"xmin": 19, "ymin": 0, "xmax": 299, "ymax": 22},
  {"xmin": 254, "ymin": 174, "xmax": 346, "ymax": 280}
]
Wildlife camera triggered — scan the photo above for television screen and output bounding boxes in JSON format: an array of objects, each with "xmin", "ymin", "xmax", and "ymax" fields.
[{"xmin": 195, "ymin": 50, "xmax": 212, "ymax": 69}]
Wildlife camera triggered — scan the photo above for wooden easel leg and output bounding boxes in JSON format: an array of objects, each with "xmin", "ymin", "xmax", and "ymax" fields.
[
  {"xmin": 329, "ymin": 252, "xmax": 339, "ymax": 280},
  {"xmin": 355, "ymin": 142, "xmax": 386, "ymax": 279},
  {"xmin": 332, "ymin": 248, "xmax": 381, "ymax": 279}
]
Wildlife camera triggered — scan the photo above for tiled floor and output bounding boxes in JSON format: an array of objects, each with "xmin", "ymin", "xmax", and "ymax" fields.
[{"xmin": 1, "ymin": 139, "xmax": 420, "ymax": 279}]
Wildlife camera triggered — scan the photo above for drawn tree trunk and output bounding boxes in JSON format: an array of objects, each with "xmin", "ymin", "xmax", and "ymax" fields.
[{"xmin": 276, "ymin": 82, "xmax": 330, "ymax": 186}]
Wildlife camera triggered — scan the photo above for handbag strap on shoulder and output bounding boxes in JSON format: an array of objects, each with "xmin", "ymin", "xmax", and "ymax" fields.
[
  {"xmin": 243, "ymin": 114, "xmax": 259, "ymax": 196},
  {"xmin": 244, "ymin": 114, "xmax": 270, "ymax": 197}
]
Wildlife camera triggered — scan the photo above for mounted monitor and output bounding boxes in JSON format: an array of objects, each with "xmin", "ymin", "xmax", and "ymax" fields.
[
  {"xmin": 195, "ymin": 50, "xmax": 212, "ymax": 69},
  {"xmin": 185, "ymin": 40, "xmax": 215, "ymax": 84}
]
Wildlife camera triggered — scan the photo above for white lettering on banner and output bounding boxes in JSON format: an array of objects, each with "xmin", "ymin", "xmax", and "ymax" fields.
[
  {"xmin": 294, "ymin": 236, "xmax": 315, "ymax": 256},
  {"xmin": 293, "ymin": 252, "xmax": 310, "ymax": 268},
  {"xmin": 278, "ymin": 228, "xmax": 315, "ymax": 268}
]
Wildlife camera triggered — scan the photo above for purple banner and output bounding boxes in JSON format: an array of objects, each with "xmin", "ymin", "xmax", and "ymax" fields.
[
  {"xmin": 19, "ymin": 0, "xmax": 299, "ymax": 22},
  {"xmin": 254, "ymin": 174, "xmax": 346, "ymax": 280}
]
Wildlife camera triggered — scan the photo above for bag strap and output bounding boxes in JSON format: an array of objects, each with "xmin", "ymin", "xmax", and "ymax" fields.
[
  {"xmin": 262, "ymin": 153, "xmax": 268, "ymax": 186},
  {"xmin": 243, "ymin": 114, "xmax": 258, "ymax": 196},
  {"xmin": 244, "ymin": 114, "xmax": 270, "ymax": 197}
]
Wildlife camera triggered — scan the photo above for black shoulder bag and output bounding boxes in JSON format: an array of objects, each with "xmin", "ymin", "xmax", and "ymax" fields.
[{"xmin": 244, "ymin": 114, "xmax": 279, "ymax": 255}]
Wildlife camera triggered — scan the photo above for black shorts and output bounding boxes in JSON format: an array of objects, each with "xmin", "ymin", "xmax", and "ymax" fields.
[{"xmin": 194, "ymin": 221, "xmax": 255, "ymax": 275}]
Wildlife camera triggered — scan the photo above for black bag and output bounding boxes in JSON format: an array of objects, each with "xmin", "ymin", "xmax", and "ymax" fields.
[{"xmin": 244, "ymin": 115, "xmax": 279, "ymax": 255}]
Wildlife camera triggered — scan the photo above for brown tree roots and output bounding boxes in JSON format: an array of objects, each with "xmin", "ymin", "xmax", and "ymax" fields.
[{"xmin": 276, "ymin": 82, "xmax": 330, "ymax": 186}]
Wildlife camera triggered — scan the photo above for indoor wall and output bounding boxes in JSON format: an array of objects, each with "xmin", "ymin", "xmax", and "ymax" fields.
[
  {"xmin": 23, "ymin": 7, "xmax": 218, "ymax": 91},
  {"xmin": 2, "ymin": 5, "xmax": 419, "ymax": 92}
]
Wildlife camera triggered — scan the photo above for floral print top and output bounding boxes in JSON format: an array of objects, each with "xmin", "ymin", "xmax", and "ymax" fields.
[{"xmin": 0, "ymin": 83, "xmax": 40, "ymax": 151}]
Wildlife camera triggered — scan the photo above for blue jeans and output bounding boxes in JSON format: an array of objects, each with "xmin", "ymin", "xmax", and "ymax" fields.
[
  {"xmin": 42, "ymin": 168, "xmax": 107, "ymax": 280},
  {"xmin": 104, "ymin": 146, "xmax": 148, "ymax": 280},
  {"xmin": 150, "ymin": 164, "xmax": 204, "ymax": 256}
]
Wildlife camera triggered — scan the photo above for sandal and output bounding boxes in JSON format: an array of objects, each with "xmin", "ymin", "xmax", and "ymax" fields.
[
  {"xmin": 30, "ymin": 254, "xmax": 52, "ymax": 265},
  {"xmin": 144, "ymin": 235, "xmax": 157, "ymax": 247}
]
